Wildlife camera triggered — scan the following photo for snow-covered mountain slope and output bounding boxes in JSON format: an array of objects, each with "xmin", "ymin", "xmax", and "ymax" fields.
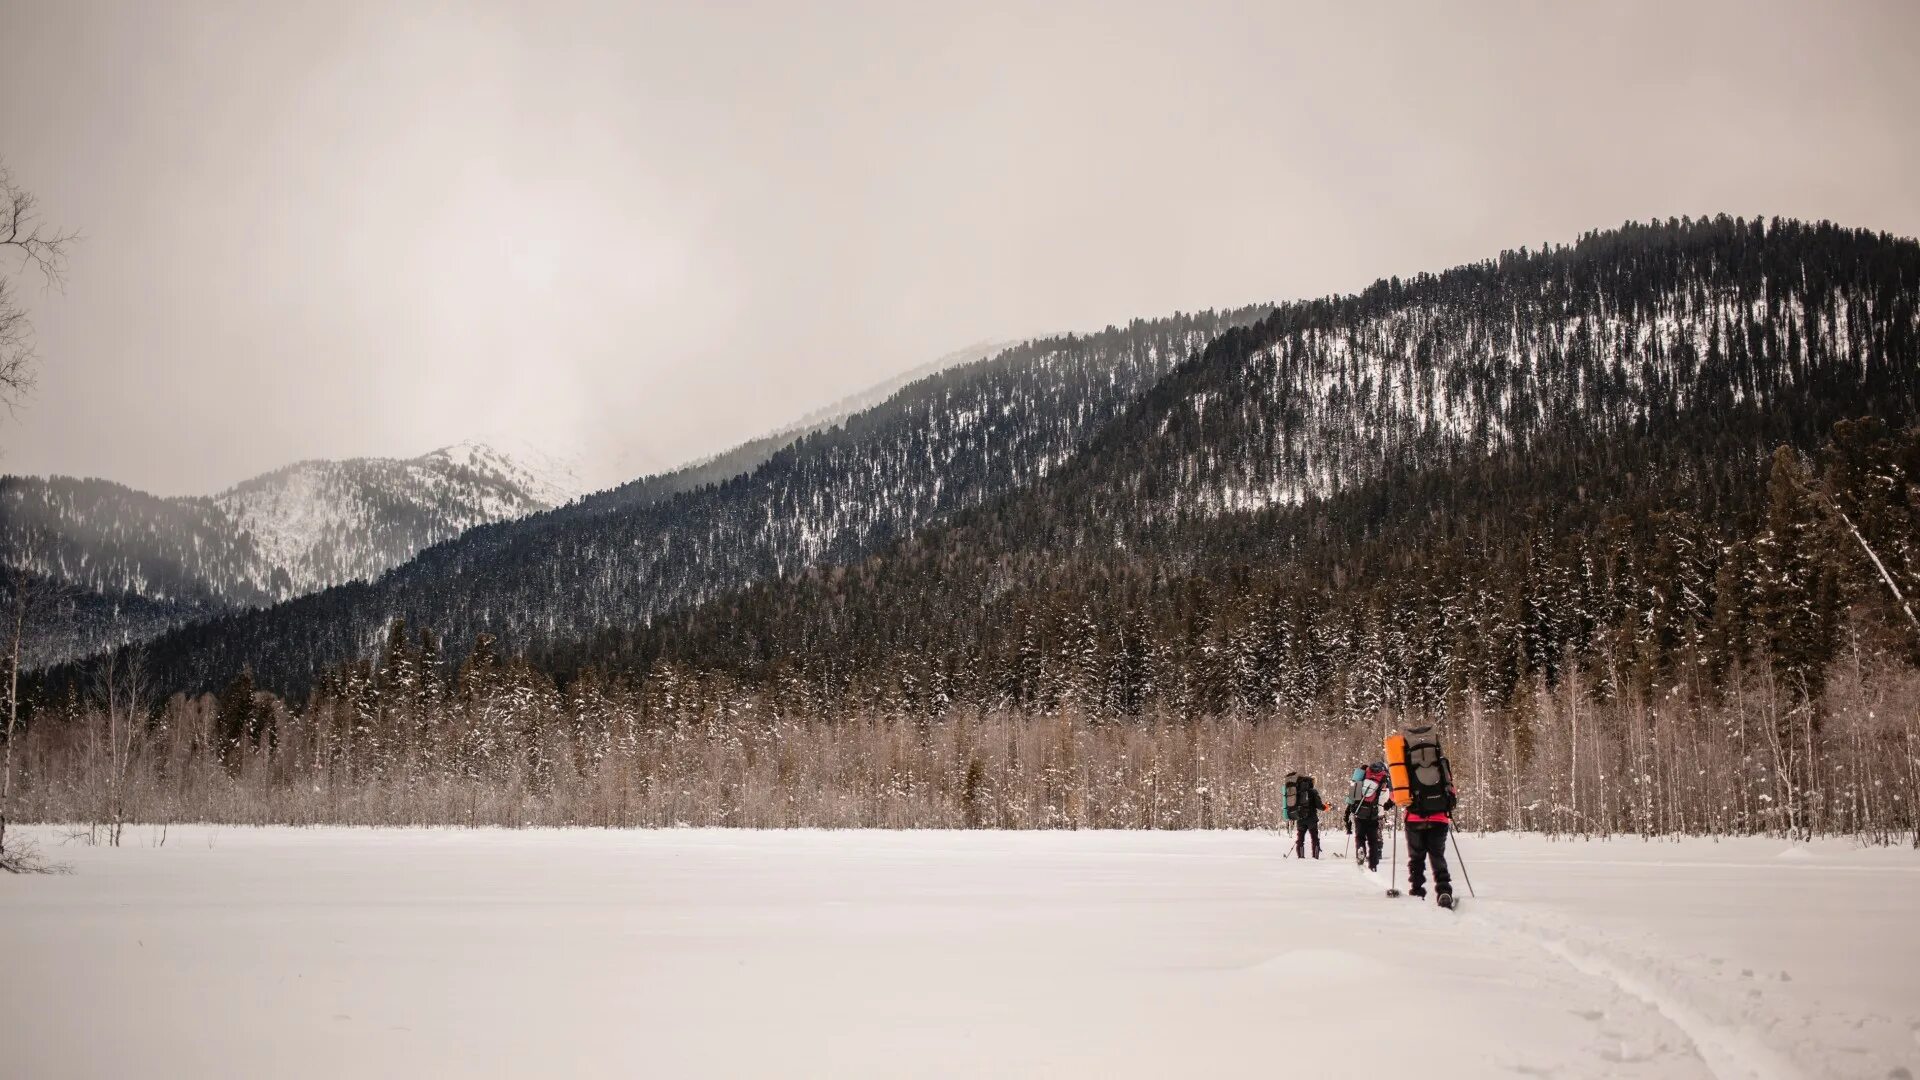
[
  {"xmin": 125, "ymin": 307, "xmax": 1267, "ymax": 694},
  {"xmin": 1133, "ymin": 251, "xmax": 1920, "ymax": 521},
  {"xmin": 1227, "ymin": 224, "xmax": 1895, "ymax": 489},
  {"xmin": 2, "ymin": 440, "xmax": 578, "ymax": 665},
  {"xmin": 777, "ymin": 339, "xmax": 1015, "ymax": 437},
  {"xmin": 210, "ymin": 441, "xmax": 570, "ymax": 597},
  {"xmin": 554, "ymin": 216, "xmax": 1918, "ymax": 725},
  {"xmin": 437, "ymin": 436, "xmax": 587, "ymax": 509},
  {"xmin": 5, "ymin": 337, "xmax": 1045, "ymax": 671},
  {"xmin": 109, "ymin": 218, "xmax": 1920, "ymax": 703},
  {"xmin": 0, "ymin": 476, "xmax": 284, "ymax": 609},
  {"xmin": 560, "ymin": 340, "xmax": 1011, "ymax": 520}
]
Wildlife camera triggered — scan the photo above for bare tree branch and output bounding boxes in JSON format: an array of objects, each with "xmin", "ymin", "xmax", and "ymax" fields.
[
  {"xmin": 0, "ymin": 162, "xmax": 76, "ymax": 408},
  {"xmin": 0, "ymin": 163, "xmax": 77, "ymax": 287},
  {"xmin": 0, "ymin": 278, "xmax": 34, "ymax": 406}
]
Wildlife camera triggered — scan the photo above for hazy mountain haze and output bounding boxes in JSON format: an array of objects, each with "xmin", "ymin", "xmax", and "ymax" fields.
[{"xmin": 2, "ymin": 0, "xmax": 1916, "ymax": 494}]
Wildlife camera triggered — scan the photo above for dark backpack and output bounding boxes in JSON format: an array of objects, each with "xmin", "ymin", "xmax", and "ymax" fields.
[
  {"xmin": 1404, "ymin": 726, "xmax": 1455, "ymax": 816},
  {"xmin": 1282, "ymin": 770, "xmax": 1299, "ymax": 821},
  {"xmin": 1295, "ymin": 776, "xmax": 1318, "ymax": 817}
]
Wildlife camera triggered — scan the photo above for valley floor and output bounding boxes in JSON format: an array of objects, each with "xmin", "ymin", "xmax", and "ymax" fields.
[{"xmin": 1, "ymin": 827, "xmax": 1915, "ymax": 1079}]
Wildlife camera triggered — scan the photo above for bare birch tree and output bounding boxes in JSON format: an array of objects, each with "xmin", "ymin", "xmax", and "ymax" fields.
[
  {"xmin": 0, "ymin": 164, "xmax": 75, "ymax": 871},
  {"xmin": 1, "ymin": 569, "xmax": 62, "ymax": 872}
]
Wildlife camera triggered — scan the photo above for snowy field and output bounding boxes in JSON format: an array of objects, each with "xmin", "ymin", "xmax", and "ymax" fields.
[{"xmin": 2, "ymin": 827, "xmax": 1915, "ymax": 1079}]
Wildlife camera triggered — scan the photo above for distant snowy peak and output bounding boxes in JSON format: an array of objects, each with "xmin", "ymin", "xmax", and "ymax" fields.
[
  {"xmin": 210, "ymin": 441, "xmax": 573, "ymax": 596},
  {"xmin": 3, "ymin": 438, "xmax": 582, "ymax": 665},
  {"xmin": 426, "ymin": 438, "xmax": 586, "ymax": 508}
]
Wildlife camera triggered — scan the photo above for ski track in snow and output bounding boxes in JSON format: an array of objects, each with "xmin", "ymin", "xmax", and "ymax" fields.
[
  {"xmin": 1, "ymin": 829, "xmax": 1913, "ymax": 1080},
  {"xmin": 1428, "ymin": 838, "xmax": 1918, "ymax": 1080},
  {"xmin": 1528, "ymin": 935, "xmax": 1798, "ymax": 1080}
]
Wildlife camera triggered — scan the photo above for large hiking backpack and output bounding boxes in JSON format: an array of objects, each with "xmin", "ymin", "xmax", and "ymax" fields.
[
  {"xmin": 1295, "ymin": 776, "xmax": 1318, "ymax": 817},
  {"xmin": 1282, "ymin": 770, "xmax": 1299, "ymax": 821},
  {"xmin": 1355, "ymin": 764, "xmax": 1389, "ymax": 817},
  {"xmin": 1347, "ymin": 766, "xmax": 1366, "ymax": 807},
  {"xmin": 1401, "ymin": 726, "xmax": 1454, "ymax": 816}
]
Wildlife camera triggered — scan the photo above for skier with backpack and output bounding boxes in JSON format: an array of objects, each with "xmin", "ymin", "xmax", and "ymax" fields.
[
  {"xmin": 1384, "ymin": 725, "xmax": 1460, "ymax": 908},
  {"xmin": 1343, "ymin": 760, "xmax": 1392, "ymax": 872},
  {"xmin": 1282, "ymin": 771, "xmax": 1330, "ymax": 859}
]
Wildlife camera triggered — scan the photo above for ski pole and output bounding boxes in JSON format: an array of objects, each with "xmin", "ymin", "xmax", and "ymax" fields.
[
  {"xmin": 1449, "ymin": 828, "xmax": 1477, "ymax": 898},
  {"xmin": 1386, "ymin": 812, "xmax": 1401, "ymax": 896}
]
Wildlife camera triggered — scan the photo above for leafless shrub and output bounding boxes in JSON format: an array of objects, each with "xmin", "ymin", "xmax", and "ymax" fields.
[{"xmin": 0, "ymin": 832, "xmax": 70, "ymax": 874}]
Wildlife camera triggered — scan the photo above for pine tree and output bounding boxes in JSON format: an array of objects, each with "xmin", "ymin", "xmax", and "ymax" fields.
[
  {"xmin": 215, "ymin": 671, "xmax": 257, "ymax": 772},
  {"xmin": 1753, "ymin": 446, "xmax": 1841, "ymax": 701}
]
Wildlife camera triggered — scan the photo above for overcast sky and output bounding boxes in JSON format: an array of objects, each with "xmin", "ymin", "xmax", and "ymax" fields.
[{"xmin": 2, "ymin": 0, "xmax": 1916, "ymax": 495}]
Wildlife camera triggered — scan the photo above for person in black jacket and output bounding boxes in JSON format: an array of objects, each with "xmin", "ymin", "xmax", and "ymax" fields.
[
  {"xmin": 1343, "ymin": 761, "xmax": 1391, "ymax": 871},
  {"xmin": 1292, "ymin": 775, "xmax": 1329, "ymax": 859}
]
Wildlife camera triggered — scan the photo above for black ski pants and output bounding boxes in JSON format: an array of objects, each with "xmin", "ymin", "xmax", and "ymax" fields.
[
  {"xmin": 1353, "ymin": 814, "xmax": 1383, "ymax": 870},
  {"xmin": 1294, "ymin": 816, "xmax": 1321, "ymax": 858},
  {"xmin": 1406, "ymin": 821, "xmax": 1451, "ymax": 893}
]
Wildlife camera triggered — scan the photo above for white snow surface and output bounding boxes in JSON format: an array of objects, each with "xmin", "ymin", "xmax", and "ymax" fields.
[{"xmin": 2, "ymin": 828, "xmax": 1914, "ymax": 1079}]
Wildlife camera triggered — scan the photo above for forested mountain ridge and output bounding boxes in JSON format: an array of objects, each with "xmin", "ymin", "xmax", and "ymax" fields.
[
  {"xmin": 2, "ymin": 475, "xmax": 284, "ymax": 610},
  {"xmin": 76, "ymin": 308, "xmax": 1271, "ymax": 694},
  {"xmin": 1046, "ymin": 215, "xmax": 1915, "ymax": 539},
  {"xmin": 0, "ymin": 476, "xmax": 275, "ymax": 665},
  {"xmin": 556, "ymin": 340, "xmax": 1007, "ymax": 521},
  {"xmin": 544, "ymin": 216, "xmax": 1919, "ymax": 714},
  {"xmin": 41, "ymin": 216, "xmax": 1920, "ymax": 720},
  {"xmin": 2, "ymin": 440, "xmax": 576, "ymax": 664}
]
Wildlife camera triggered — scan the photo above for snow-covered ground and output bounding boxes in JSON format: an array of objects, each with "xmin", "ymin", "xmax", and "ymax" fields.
[{"xmin": 1, "ymin": 827, "xmax": 1913, "ymax": 1079}]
